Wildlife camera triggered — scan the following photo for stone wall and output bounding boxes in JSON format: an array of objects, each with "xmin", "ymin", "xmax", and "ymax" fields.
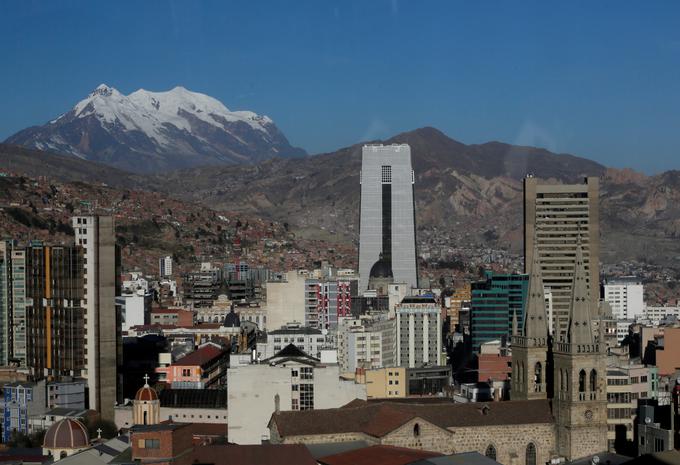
[{"xmin": 274, "ymin": 418, "xmax": 557, "ymax": 465}]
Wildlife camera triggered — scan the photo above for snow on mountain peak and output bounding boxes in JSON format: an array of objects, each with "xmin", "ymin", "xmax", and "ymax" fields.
[{"xmin": 68, "ymin": 84, "xmax": 273, "ymax": 146}]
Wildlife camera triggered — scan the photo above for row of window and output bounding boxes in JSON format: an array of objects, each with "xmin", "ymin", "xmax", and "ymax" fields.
[{"xmin": 485, "ymin": 443, "xmax": 537, "ymax": 465}]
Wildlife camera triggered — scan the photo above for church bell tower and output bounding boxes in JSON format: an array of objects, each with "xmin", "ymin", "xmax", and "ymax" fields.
[
  {"xmin": 552, "ymin": 238, "xmax": 607, "ymax": 460},
  {"xmin": 511, "ymin": 242, "xmax": 549, "ymax": 400}
]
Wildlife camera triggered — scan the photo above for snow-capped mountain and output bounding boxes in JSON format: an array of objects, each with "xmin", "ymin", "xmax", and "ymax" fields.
[{"xmin": 5, "ymin": 84, "xmax": 306, "ymax": 172}]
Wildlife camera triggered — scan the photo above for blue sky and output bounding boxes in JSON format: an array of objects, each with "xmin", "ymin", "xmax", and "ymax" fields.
[{"xmin": 1, "ymin": 1, "xmax": 679, "ymax": 173}]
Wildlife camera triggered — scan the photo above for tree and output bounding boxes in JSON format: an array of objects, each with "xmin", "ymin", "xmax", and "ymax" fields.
[
  {"xmin": 8, "ymin": 429, "xmax": 45, "ymax": 448},
  {"xmin": 84, "ymin": 416, "xmax": 118, "ymax": 440}
]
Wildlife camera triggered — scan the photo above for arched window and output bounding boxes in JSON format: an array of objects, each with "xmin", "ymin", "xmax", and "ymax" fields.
[
  {"xmin": 143, "ymin": 410, "xmax": 148, "ymax": 425},
  {"xmin": 413, "ymin": 423, "xmax": 420, "ymax": 437},
  {"xmin": 564, "ymin": 371, "xmax": 569, "ymax": 391},
  {"xmin": 526, "ymin": 442, "xmax": 537, "ymax": 465},
  {"xmin": 534, "ymin": 362, "xmax": 542, "ymax": 391},
  {"xmin": 485, "ymin": 444, "xmax": 497, "ymax": 461},
  {"xmin": 579, "ymin": 369, "xmax": 586, "ymax": 393},
  {"xmin": 590, "ymin": 369, "xmax": 597, "ymax": 392}
]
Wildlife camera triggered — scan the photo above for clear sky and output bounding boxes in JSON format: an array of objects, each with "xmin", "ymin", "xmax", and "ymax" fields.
[{"xmin": 1, "ymin": 1, "xmax": 679, "ymax": 173}]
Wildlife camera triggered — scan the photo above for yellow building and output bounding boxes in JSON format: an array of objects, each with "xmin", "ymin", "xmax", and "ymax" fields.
[
  {"xmin": 446, "ymin": 281, "xmax": 471, "ymax": 330},
  {"xmin": 365, "ymin": 367, "xmax": 407, "ymax": 399}
]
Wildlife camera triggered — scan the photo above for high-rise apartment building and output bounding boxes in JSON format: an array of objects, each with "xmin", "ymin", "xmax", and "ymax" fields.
[
  {"xmin": 524, "ymin": 176, "xmax": 600, "ymax": 337},
  {"xmin": 395, "ymin": 296, "xmax": 441, "ymax": 368},
  {"xmin": 0, "ymin": 241, "xmax": 14, "ymax": 366},
  {"xmin": 72, "ymin": 215, "xmax": 121, "ymax": 421},
  {"xmin": 0, "ymin": 242, "xmax": 85, "ymax": 376},
  {"xmin": 304, "ymin": 278, "xmax": 352, "ymax": 330},
  {"xmin": 604, "ymin": 277, "xmax": 644, "ymax": 320},
  {"xmin": 24, "ymin": 244, "xmax": 85, "ymax": 378},
  {"xmin": 159, "ymin": 255, "xmax": 173, "ymax": 278},
  {"xmin": 358, "ymin": 144, "xmax": 417, "ymax": 292}
]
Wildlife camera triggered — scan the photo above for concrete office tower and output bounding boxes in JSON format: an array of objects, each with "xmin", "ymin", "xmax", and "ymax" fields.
[
  {"xmin": 524, "ymin": 176, "xmax": 600, "ymax": 337},
  {"xmin": 72, "ymin": 216, "xmax": 121, "ymax": 421},
  {"xmin": 395, "ymin": 296, "xmax": 441, "ymax": 368},
  {"xmin": 358, "ymin": 144, "xmax": 417, "ymax": 292},
  {"xmin": 159, "ymin": 256, "xmax": 173, "ymax": 278}
]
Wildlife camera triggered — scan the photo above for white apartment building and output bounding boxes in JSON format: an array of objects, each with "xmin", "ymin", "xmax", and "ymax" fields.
[
  {"xmin": 342, "ymin": 318, "xmax": 396, "ymax": 373},
  {"xmin": 643, "ymin": 305, "xmax": 680, "ymax": 323},
  {"xmin": 264, "ymin": 323, "xmax": 327, "ymax": 359},
  {"xmin": 116, "ymin": 288, "xmax": 152, "ymax": 332},
  {"xmin": 604, "ymin": 278, "xmax": 644, "ymax": 320},
  {"xmin": 396, "ymin": 296, "xmax": 442, "ymax": 368},
  {"xmin": 159, "ymin": 255, "xmax": 173, "ymax": 278},
  {"xmin": 227, "ymin": 346, "xmax": 366, "ymax": 444},
  {"xmin": 616, "ymin": 319, "xmax": 635, "ymax": 344}
]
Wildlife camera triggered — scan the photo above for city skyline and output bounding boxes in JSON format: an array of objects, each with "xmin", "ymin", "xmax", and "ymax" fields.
[{"xmin": 1, "ymin": 1, "xmax": 680, "ymax": 173}]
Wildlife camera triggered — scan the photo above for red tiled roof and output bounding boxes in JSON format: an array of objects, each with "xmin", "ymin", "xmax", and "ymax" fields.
[
  {"xmin": 173, "ymin": 344, "xmax": 226, "ymax": 368},
  {"xmin": 319, "ymin": 445, "xmax": 442, "ymax": 465},
  {"xmin": 189, "ymin": 444, "xmax": 317, "ymax": 465},
  {"xmin": 271, "ymin": 399, "xmax": 554, "ymax": 439},
  {"xmin": 187, "ymin": 422, "xmax": 228, "ymax": 437}
]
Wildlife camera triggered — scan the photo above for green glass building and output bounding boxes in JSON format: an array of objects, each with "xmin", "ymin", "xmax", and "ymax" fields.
[{"xmin": 470, "ymin": 271, "xmax": 529, "ymax": 351}]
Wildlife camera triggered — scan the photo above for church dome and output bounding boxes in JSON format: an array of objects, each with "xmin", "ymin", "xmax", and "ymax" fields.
[
  {"xmin": 369, "ymin": 255, "xmax": 393, "ymax": 278},
  {"xmin": 135, "ymin": 384, "xmax": 158, "ymax": 401},
  {"xmin": 43, "ymin": 418, "xmax": 89, "ymax": 450}
]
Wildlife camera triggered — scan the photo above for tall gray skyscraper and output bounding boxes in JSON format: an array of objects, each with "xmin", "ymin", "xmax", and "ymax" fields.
[
  {"xmin": 72, "ymin": 215, "xmax": 121, "ymax": 421},
  {"xmin": 358, "ymin": 144, "xmax": 418, "ymax": 292},
  {"xmin": 524, "ymin": 176, "xmax": 600, "ymax": 337}
]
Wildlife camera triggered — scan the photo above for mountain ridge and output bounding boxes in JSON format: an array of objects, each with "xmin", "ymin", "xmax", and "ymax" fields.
[
  {"xmin": 2, "ymin": 127, "xmax": 679, "ymax": 269},
  {"xmin": 5, "ymin": 84, "xmax": 306, "ymax": 172}
]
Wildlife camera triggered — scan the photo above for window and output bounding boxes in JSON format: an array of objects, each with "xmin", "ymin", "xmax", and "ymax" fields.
[
  {"xmin": 413, "ymin": 423, "xmax": 420, "ymax": 437},
  {"xmin": 579, "ymin": 369, "xmax": 586, "ymax": 393},
  {"xmin": 144, "ymin": 439, "xmax": 160, "ymax": 449},
  {"xmin": 292, "ymin": 384, "xmax": 298, "ymax": 391},
  {"xmin": 300, "ymin": 367, "xmax": 313, "ymax": 380},
  {"xmin": 534, "ymin": 362, "xmax": 542, "ymax": 392},
  {"xmin": 291, "ymin": 369, "xmax": 298, "ymax": 377},
  {"xmin": 300, "ymin": 383, "xmax": 314, "ymax": 410},
  {"xmin": 590, "ymin": 369, "xmax": 597, "ymax": 392},
  {"xmin": 381, "ymin": 165, "xmax": 392, "ymax": 183},
  {"xmin": 526, "ymin": 442, "xmax": 537, "ymax": 465},
  {"xmin": 485, "ymin": 445, "xmax": 497, "ymax": 461}
]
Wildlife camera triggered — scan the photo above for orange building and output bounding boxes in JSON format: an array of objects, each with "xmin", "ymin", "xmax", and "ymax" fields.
[{"xmin": 656, "ymin": 327, "xmax": 680, "ymax": 376}]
